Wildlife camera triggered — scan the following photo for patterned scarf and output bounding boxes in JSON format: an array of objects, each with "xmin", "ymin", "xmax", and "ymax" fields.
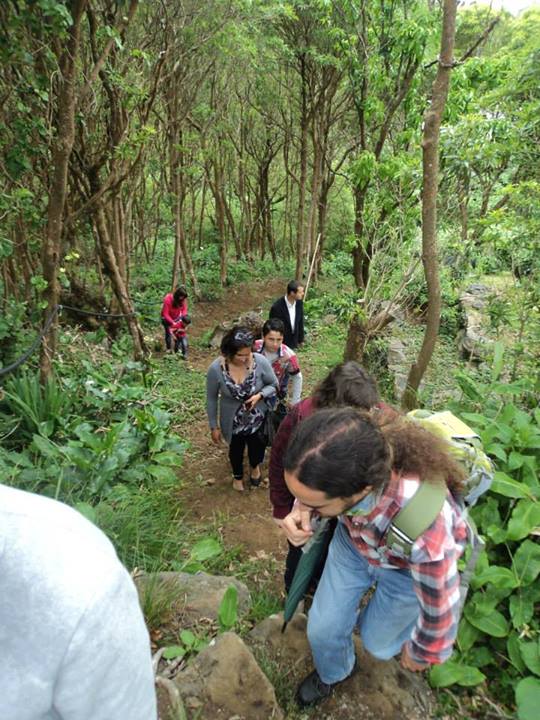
[{"xmin": 221, "ymin": 358, "xmax": 264, "ymax": 434}]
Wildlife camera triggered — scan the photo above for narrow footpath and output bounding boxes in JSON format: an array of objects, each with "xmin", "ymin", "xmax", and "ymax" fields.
[{"xmin": 164, "ymin": 277, "xmax": 291, "ymax": 589}]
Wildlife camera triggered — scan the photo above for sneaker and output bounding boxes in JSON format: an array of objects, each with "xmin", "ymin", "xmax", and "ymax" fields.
[{"xmin": 296, "ymin": 659, "xmax": 358, "ymax": 707}]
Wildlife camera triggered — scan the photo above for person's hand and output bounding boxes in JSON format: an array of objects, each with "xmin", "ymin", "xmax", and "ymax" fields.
[
  {"xmin": 281, "ymin": 504, "xmax": 313, "ymax": 546},
  {"xmin": 244, "ymin": 392, "xmax": 262, "ymax": 411},
  {"xmin": 272, "ymin": 517, "xmax": 285, "ymax": 529},
  {"xmin": 400, "ymin": 644, "xmax": 429, "ymax": 672},
  {"xmin": 211, "ymin": 428, "xmax": 222, "ymax": 445}
]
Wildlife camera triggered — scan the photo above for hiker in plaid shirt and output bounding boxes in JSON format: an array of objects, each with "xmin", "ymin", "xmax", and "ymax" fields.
[{"xmin": 282, "ymin": 407, "xmax": 469, "ymax": 708}]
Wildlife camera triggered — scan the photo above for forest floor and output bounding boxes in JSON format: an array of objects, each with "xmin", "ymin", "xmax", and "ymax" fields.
[{"xmin": 159, "ymin": 277, "xmax": 294, "ymax": 596}]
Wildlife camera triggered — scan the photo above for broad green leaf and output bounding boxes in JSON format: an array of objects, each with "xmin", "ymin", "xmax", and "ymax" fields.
[
  {"xmin": 510, "ymin": 589, "xmax": 536, "ymax": 628},
  {"xmin": 520, "ymin": 640, "xmax": 540, "ymax": 676},
  {"xmin": 491, "ymin": 471, "xmax": 532, "ymax": 499},
  {"xmin": 513, "ymin": 540, "xmax": 540, "ymax": 586},
  {"xmin": 152, "ymin": 451, "xmax": 182, "ymax": 467},
  {"xmin": 179, "ymin": 630, "xmax": 196, "ymax": 647},
  {"xmin": 509, "ymin": 451, "xmax": 529, "ymax": 470},
  {"xmin": 507, "ymin": 500, "xmax": 540, "ymax": 541},
  {"xmin": 31, "ymin": 434, "xmax": 60, "ymax": 458},
  {"xmin": 38, "ymin": 419, "xmax": 54, "ymax": 438},
  {"xmin": 162, "ymin": 645, "xmax": 186, "ymax": 660},
  {"xmin": 146, "ymin": 465, "xmax": 177, "ymax": 482},
  {"xmin": 457, "ymin": 618, "xmax": 481, "ymax": 653},
  {"xmin": 508, "ymin": 633, "xmax": 527, "ymax": 673},
  {"xmin": 429, "ymin": 661, "xmax": 485, "ymax": 688},
  {"xmin": 464, "ymin": 605, "xmax": 509, "ymax": 637},
  {"xmin": 486, "ymin": 525, "xmax": 508, "ymax": 544},
  {"xmin": 179, "ymin": 561, "xmax": 203, "ymax": 574},
  {"xmin": 516, "ymin": 677, "xmax": 540, "ymax": 720},
  {"xmin": 471, "ymin": 565, "xmax": 518, "ymax": 590},
  {"xmin": 468, "ymin": 646, "xmax": 494, "ymax": 668},
  {"xmin": 485, "ymin": 443, "xmax": 507, "ymax": 463},
  {"xmin": 75, "ymin": 502, "xmax": 97, "ymax": 525},
  {"xmin": 218, "ymin": 585, "xmax": 238, "ymax": 631},
  {"xmin": 189, "ymin": 537, "xmax": 222, "ymax": 562}
]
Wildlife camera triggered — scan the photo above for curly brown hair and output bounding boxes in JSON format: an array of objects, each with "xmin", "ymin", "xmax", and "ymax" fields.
[{"xmin": 375, "ymin": 413, "xmax": 466, "ymax": 494}]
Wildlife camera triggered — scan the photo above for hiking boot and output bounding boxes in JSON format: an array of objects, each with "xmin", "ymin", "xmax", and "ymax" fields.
[{"xmin": 296, "ymin": 660, "xmax": 358, "ymax": 707}]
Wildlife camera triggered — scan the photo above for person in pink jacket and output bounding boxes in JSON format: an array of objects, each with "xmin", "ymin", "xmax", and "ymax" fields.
[{"xmin": 161, "ymin": 286, "xmax": 189, "ymax": 358}]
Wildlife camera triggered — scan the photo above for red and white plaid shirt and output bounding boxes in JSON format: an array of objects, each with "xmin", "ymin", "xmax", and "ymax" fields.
[{"xmin": 342, "ymin": 471, "xmax": 469, "ymax": 665}]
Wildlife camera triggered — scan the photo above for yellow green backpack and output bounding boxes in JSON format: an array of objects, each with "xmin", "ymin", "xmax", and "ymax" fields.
[
  {"xmin": 385, "ymin": 410, "xmax": 494, "ymax": 610},
  {"xmin": 407, "ymin": 409, "xmax": 494, "ymax": 507}
]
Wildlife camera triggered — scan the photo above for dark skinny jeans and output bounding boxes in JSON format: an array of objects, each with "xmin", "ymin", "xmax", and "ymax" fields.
[{"xmin": 228, "ymin": 430, "xmax": 267, "ymax": 480}]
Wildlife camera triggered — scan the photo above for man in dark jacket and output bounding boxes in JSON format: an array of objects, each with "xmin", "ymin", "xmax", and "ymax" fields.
[{"xmin": 269, "ymin": 280, "xmax": 305, "ymax": 349}]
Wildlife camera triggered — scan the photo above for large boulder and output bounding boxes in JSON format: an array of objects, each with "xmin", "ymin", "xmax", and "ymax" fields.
[
  {"xmin": 249, "ymin": 612, "xmax": 434, "ymax": 720},
  {"xmin": 173, "ymin": 631, "xmax": 284, "ymax": 719},
  {"xmin": 457, "ymin": 283, "xmax": 495, "ymax": 361},
  {"xmin": 135, "ymin": 571, "xmax": 251, "ymax": 625},
  {"xmin": 387, "ymin": 337, "xmax": 409, "ymax": 397}
]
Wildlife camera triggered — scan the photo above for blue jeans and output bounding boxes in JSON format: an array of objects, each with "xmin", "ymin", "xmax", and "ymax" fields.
[{"xmin": 307, "ymin": 521, "xmax": 420, "ymax": 684}]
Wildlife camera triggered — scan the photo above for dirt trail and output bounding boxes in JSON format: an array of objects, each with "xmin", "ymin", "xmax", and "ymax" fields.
[{"xmin": 173, "ymin": 278, "xmax": 290, "ymax": 583}]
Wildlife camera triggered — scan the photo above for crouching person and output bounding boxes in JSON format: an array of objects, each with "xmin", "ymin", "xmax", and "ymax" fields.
[{"xmin": 282, "ymin": 407, "xmax": 469, "ymax": 707}]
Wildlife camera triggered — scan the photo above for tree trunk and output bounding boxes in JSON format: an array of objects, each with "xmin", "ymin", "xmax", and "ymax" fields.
[
  {"xmin": 295, "ymin": 61, "xmax": 309, "ymax": 280},
  {"xmin": 401, "ymin": 0, "xmax": 457, "ymax": 410},
  {"xmin": 40, "ymin": 0, "xmax": 88, "ymax": 382},
  {"xmin": 94, "ymin": 206, "xmax": 147, "ymax": 360}
]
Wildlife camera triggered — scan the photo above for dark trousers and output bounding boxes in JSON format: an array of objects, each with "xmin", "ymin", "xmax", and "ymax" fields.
[
  {"xmin": 162, "ymin": 319, "xmax": 188, "ymax": 356},
  {"xmin": 228, "ymin": 430, "xmax": 266, "ymax": 480},
  {"xmin": 284, "ymin": 517, "xmax": 337, "ymax": 593}
]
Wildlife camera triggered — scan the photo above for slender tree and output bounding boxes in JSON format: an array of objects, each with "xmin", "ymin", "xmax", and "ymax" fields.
[{"xmin": 401, "ymin": 0, "xmax": 458, "ymax": 409}]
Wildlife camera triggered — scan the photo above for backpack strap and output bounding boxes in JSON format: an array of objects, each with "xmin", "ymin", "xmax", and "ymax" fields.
[{"xmin": 386, "ymin": 478, "xmax": 447, "ymax": 557}]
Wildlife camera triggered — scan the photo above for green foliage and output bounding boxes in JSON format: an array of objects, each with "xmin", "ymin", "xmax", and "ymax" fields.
[
  {"xmin": 218, "ymin": 585, "xmax": 239, "ymax": 632},
  {"xmin": 1, "ymin": 371, "xmax": 72, "ymax": 441},
  {"xmin": 162, "ymin": 629, "xmax": 209, "ymax": 661},
  {"xmin": 429, "ymin": 352, "xmax": 540, "ymax": 718}
]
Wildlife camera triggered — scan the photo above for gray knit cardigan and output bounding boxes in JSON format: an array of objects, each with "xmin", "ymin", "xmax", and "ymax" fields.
[{"xmin": 206, "ymin": 355, "xmax": 278, "ymax": 444}]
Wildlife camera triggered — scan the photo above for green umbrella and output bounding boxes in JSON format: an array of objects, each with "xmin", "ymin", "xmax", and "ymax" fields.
[{"xmin": 281, "ymin": 517, "xmax": 331, "ymax": 632}]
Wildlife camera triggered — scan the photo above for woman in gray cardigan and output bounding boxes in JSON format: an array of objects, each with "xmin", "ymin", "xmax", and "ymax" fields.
[{"xmin": 206, "ymin": 326, "xmax": 278, "ymax": 492}]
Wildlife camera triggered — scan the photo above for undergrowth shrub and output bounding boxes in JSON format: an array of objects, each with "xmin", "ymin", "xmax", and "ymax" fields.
[{"xmin": 430, "ymin": 350, "xmax": 540, "ymax": 720}]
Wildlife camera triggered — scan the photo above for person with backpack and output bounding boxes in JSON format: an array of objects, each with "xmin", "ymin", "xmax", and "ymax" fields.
[
  {"xmin": 282, "ymin": 407, "xmax": 470, "ymax": 708},
  {"xmin": 161, "ymin": 286, "xmax": 189, "ymax": 357}
]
